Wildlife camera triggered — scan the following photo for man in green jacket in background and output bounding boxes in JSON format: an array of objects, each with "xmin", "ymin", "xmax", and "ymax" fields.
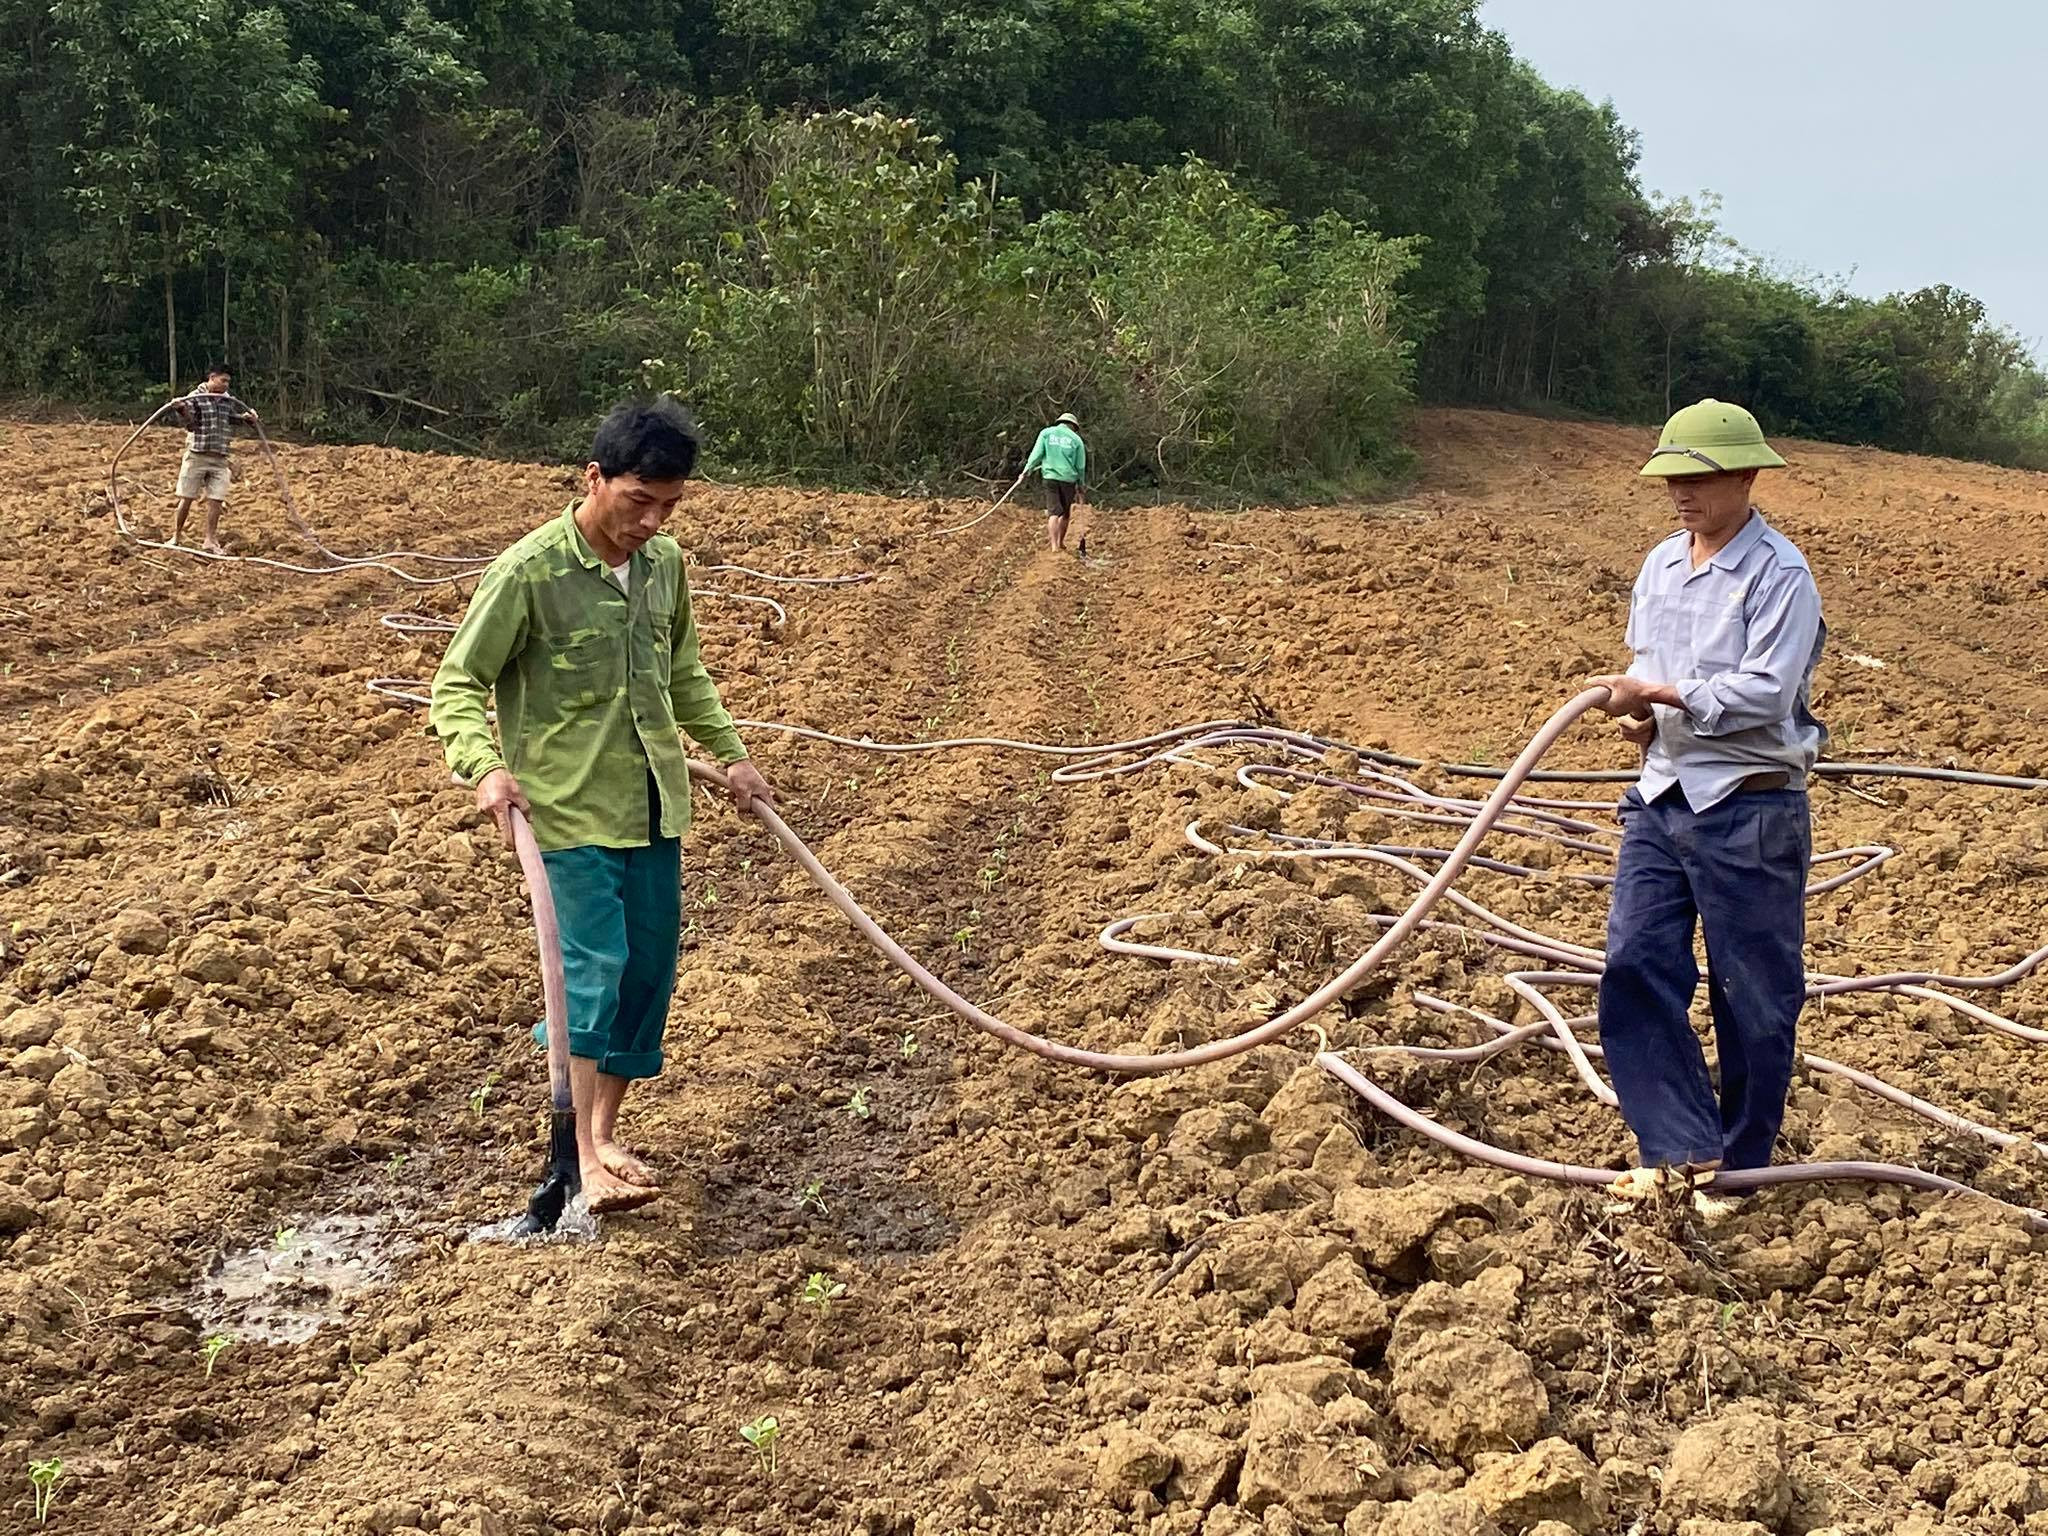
[
  {"xmin": 430, "ymin": 397, "xmax": 772, "ymax": 1214},
  {"xmin": 1023, "ymin": 410, "xmax": 1087, "ymax": 554}
]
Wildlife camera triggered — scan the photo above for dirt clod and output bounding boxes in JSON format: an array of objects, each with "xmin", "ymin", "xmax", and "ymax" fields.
[
  {"xmin": 108, "ymin": 907, "xmax": 171, "ymax": 954},
  {"xmin": 1391, "ymin": 1330, "xmax": 1549, "ymax": 1461},
  {"xmin": 1097, "ymin": 1423, "xmax": 1177, "ymax": 1502},
  {"xmin": 177, "ymin": 931, "xmax": 256, "ymax": 984},
  {"xmin": 1465, "ymin": 1438, "xmax": 1606, "ymax": 1533},
  {"xmin": 1657, "ymin": 1412, "xmax": 1791, "ymax": 1529},
  {"xmin": 1293, "ymin": 1255, "xmax": 1392, "ymax": 1353},
  {"xmin": 0, "ymin": 1001, "xmax": 61, "ymax": 1048},
  {"xmin": 1945, "ymin": 1461, "xmax": 2047, "ymax": 1521},
  {"xmin": 1387, "ymin": 1264, "xmax": 1522, "ymax": 1362},
  {"xmin": 1333, "ymin": 1183, "xmax": 1478, "ymax": 1279},
  {"xmin": 1166, "ymin": 1428, "xmax": 1243, "ymax": 1512},
  {"xmin": 1241, "ymin": 1387, "xmax": 1395, "ymax": 1522},
  {"xmin": 1168, "ymin": 1099, "xmax": 1272, "ymax": 1167},
  {"xmin": 1348, "ymin": 1489, "xmax": 1505, "ymax": 1536}
]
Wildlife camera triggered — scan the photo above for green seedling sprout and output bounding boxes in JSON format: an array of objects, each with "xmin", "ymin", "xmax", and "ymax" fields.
[
  {"xmin": 799, "ymin": 1271, "xmax": 847, "ymax": 1319},
  {"xmin": 978, "ymin": 840, "xmax": 1009, "ymax": 891},
  {"xmin": 469, "ymin": 1068, "xmax": 503, "ymax": 1120},
  {"xmin": 29, "ymin": 1457, "xmax": 64, "ymax": 1525},
  {"xmin": 795, "ymin": 1179, "xmax": 829, "ymax": 1215},
  {"xmin": 273, "ymin": 1226, "xmax": 298, "ymax": 1251},
  {"xmin": 899, "ymin": 1032, "xmax": 918, "ymax": 1059},
  {"xmin": 202, "ymin": 1334, "xmax": 231, "ymax": 1376},
  {"xmin": 951, "ymin": 926, "xmax": 973, "ymax": 952},
  {"xmin": 847, "ymin": 1086, "xmax": 872, "ymax": 1120},
  {"xmin": 739, "ymin": 1415, "xmax": 780, "ymax": 1478},
  {"xmin": 699, "ymin": 877, "xmax": 719, "ymax": 909}
]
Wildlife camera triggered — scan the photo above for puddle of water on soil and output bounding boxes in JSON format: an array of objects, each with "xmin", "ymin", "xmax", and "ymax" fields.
[{"xmin": 188, "ymin": 1212, "xmax": 417, "ymax": 1345}]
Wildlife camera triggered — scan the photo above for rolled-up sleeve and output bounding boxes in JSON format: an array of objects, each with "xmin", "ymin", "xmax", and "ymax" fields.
[
  {"xmin": 430, "ymin": 557, "xmax": 527, "ymax": 783},
  {"xmin": 669, "ymin": 580, "xmax": 746, "ymax": 764},
  {"xmin": 1676, "ymin": 567, "xmax": 1822, "ymax": 736}
]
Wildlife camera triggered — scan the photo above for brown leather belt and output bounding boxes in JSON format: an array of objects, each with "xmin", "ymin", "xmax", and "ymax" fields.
[{"xmin": 1732, "ymin": 771, "xmax": 1791, "ymax": 793}]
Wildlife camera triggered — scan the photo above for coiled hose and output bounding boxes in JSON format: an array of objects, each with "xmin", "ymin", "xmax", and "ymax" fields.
[{"xmin": 682, "ymin": 711, "xmax": 2048, "ymax": 1231}]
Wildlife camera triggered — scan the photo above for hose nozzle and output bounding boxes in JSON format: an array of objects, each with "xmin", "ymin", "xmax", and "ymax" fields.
[{"xmin": 513, "ymin": 1108, "xmax": 581, "ymax": 1235}]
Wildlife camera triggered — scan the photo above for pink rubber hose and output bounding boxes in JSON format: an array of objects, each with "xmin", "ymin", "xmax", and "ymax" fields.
[
  {"xmin": 508, "ymin": 808, "xmax": 571, "ymax": 1112},
  {"xmin": 689, "ymin": 688, "xmax": 1617, "ymax": 1074},
  {"xmin": 1316, "ymin": 1053, "xmax": 2046, "ymax": 1230},
  {"xmin": 685, "ymin": 696, "xmax": 2048, "ymax": 1230}
]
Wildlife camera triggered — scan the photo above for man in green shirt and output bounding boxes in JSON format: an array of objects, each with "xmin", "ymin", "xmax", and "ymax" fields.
[
  {"xmin": 430, "ymin": 398, "xmax": 772, "ymax": 1214},
  {"xmin": 1022, "ymin": 410, "xmax": 1087, "ymax": 553}
]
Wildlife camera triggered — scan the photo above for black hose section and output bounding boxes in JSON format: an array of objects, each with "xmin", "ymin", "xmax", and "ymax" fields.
[{"xmin": 514, "ymin": 1109, "xmax": 582, "ymax": 1236}]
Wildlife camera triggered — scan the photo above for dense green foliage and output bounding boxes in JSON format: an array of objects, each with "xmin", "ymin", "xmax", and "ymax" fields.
[{"xmin": 2, "ymin": 0, "xmax": 2042, "ymax": 482}]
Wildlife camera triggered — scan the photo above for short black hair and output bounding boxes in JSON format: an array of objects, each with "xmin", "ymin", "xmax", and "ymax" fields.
[
  {"xmin": 206, "ymin": 362, "xmax": 230, "ymax": 377},
  {"xmin": 591, "ymin": 396, "xmax": 700, "ymax": 481}
]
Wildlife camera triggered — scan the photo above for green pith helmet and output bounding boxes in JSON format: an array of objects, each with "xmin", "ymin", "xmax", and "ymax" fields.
[
  {"xmin": 1056, "ymin": 412, "xmax": 1080, "ymax": 427},
  {"xmin": 1638, "ymin": 398, "xmax": 1786, "ymax": 477}
]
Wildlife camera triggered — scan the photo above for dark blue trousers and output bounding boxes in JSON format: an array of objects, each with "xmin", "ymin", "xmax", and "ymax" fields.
[{"xmin": 1597, "ymin": 786, "xmax": 1810, "ymax": 1169}]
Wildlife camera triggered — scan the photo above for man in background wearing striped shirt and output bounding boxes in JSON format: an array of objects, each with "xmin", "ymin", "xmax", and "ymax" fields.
[{"xmin": 170, "ymin": 364, "xmax": 257, "ymax": 554}]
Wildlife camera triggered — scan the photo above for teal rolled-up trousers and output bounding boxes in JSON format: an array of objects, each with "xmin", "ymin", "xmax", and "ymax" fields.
[{"xmin": 531, "ymin": 834, "xmax": 683, "ymax": 1080}]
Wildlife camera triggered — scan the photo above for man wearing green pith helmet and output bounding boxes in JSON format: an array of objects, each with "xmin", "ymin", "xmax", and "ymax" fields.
[
  {"xmin": 1585, "ymin": 399, "xmax": 1826, "ymax": 1204},
  {"xmin": 1023, "ymin": 411, "xmax": 1086, "ymax": 554}
]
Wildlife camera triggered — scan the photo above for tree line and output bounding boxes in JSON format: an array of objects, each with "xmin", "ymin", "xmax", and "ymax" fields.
[{"xmin": 2, "ymin": 0, "xmax": 2041, "ymax": 485}]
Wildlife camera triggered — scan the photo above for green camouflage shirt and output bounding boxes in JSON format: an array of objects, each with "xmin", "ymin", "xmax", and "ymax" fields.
[{"xmin": 429, "ymin": 503, "xmax": 747, "ymax": 852}]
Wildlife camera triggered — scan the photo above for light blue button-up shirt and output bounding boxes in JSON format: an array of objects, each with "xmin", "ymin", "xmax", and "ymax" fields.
[{"xmin": 1625, "ymin": 510, "xmax": 1826, "ymax": 811}]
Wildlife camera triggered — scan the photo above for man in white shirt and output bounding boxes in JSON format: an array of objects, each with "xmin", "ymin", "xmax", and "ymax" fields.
[{"xmin": 1587, "ymin": 399, "xmax": 1825, "ymax": 1182}]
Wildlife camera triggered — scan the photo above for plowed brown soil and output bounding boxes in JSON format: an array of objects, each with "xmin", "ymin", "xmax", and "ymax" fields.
[{"xmin": 4, "ymin": 409, "xmax": 2048, "ymax": 1536}]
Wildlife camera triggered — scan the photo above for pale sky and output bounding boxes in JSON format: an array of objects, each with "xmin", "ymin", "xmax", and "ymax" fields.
[{"xmin": 1483, "ymin": 0, "xmax": 2045, "ymax": 361}]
